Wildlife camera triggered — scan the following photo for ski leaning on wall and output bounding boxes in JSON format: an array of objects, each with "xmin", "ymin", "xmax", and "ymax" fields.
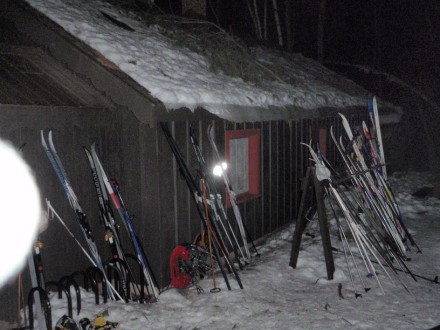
[
  {"xmin": 41, "ymin": 131, "xmax": 115, "ymax": 301},
  {"xmin": 161, "ymin": 122, "xmax": 243, "ymax": 291},
  {"xmin": 207, "ymin": 124, "xmax": 259, "ymax": 262},
  {"xmin": 89, "ymin": 144, "xmax": 160, "ymax": 301},
  {"xmin": 84, "ymin": 146, "xmax": 138, "ymax": 302}
]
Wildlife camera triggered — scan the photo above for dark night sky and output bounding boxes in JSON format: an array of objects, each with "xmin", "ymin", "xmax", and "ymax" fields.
[
  {"xmin": 197, "ymin": 0, "xmax": 440, "ymax": 101},
  {"xmin": 92, "ymin": 1, "xmax": 440, "ymax": 105}
]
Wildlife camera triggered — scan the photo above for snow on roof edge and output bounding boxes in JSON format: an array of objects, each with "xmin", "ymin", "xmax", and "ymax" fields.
[{"xmin": 159, "ymin": 103, "xmax": 402, "ymax": 124}]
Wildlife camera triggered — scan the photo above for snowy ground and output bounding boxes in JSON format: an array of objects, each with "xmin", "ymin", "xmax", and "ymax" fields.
[{"xmin": 32, "ymin": 172, "xmax": 440, "ymax": 329}]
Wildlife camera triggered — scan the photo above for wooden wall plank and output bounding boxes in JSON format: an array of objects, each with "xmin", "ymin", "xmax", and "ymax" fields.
[
  {"xmin": 173, "ymin": 121, "xmax": 192, "ymax": 245},
  {"xmin": 251, "ymin": 121, "xmax": 263, "ymax": 241},
  {"xmin": 156, "ymin": 121, "xmax": 178, "ymax": 285},
  {"xmin": 261, "ymin": 121, "xmax": 271, "ymax": 236},
  {"xmin": 138, "ymin": 124, "xmax": 162, "ymax": 286}
]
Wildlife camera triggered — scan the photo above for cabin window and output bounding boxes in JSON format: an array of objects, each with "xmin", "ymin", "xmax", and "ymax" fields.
[{"xmin": 225, "ymin": 128, "xmax": 261, "ymax": 205}]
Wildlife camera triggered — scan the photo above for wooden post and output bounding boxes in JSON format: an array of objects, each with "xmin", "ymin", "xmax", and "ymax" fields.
[
  {"xmin": 313, "ymin": 169, "xmax": 335, "ymax": 280},
  {"xmin": 289, "ymin": 167, "xmax": 312, "ymax": 268},
  {"xmin": 289, "ymin": 167, "xmax": 335, "ymax": 280}
]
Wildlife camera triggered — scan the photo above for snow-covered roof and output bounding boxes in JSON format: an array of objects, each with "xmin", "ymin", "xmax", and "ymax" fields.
[{"xmin": 24, "ymin": 0, "xmax": 398, "ymax": 123}]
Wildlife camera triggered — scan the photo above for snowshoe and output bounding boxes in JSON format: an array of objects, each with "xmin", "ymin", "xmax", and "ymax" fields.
[
  {"xmin": 79, "ymin": 318, "xmax": 91, "ymax": 330},
  {"xmin": 55, "ymin": 315, "xmax": 79, "ymax": 330},
  {"xmin": 170, "ymin": 245, "xmax": 191, "ymax": 288},
  {"xmin": 91, "ymin": 315, "xmax": 119, "ymax": 329},
  {"xmin": 170, "ymin": 243, "xmax": 211, "ymax": 288},
  {"xmin": 79, "ymin": 315, "xmax": 119, "ymax": 330}
]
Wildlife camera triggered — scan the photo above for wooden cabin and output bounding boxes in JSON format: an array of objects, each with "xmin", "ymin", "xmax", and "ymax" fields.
[{"xmin": 0, "ymin": 0, "xmax": 400, "ymax": 323}]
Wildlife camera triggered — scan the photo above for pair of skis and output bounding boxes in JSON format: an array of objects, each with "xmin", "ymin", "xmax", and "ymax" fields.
[
  {"xmin": 41, "ymin": 131, "xmax": 115, "ymax": 300},
  {"xmin": 84, "ymin": 145, "xmax": 159, "ymax": 301},
  {"xmin": 41, "ymin": 131, "xmax": 158, "ymax": 302},
  {"xmin": 85, "ymin": 146, "xmax": 159, "ymax": 300}
]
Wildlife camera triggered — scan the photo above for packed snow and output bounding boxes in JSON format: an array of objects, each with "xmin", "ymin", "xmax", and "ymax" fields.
[
  {"xmin": 24, "ymin": 0, "xmax": 368, "ymax": 118},
  {"xmin": 24, "ymin": 171, "xmax": 440, "ymax": 330}
]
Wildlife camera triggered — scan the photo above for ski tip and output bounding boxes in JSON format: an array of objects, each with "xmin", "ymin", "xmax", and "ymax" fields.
[
  {"xmin": 207, "ymin": 123, "xmax": 215, "ymax": 139},
  {"xmin": 300, "ymin": 142, "xmax": 310, "ymax": 148}
]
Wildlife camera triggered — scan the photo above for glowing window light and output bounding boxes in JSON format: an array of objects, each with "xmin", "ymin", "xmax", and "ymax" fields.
[{"xmin": 212, "ymin": 162, "xmax": 228, "ymax": 177}]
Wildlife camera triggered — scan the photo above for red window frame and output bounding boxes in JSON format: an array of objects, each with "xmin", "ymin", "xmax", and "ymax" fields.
[{"xmin": 224, "ymin": 128, "xmax": 261, "ymax": 206}]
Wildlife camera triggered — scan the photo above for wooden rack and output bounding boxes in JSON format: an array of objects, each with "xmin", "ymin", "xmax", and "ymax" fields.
[{"xmin": 289, "ymin": 166, "xmax": 335, "ymax": 280}]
